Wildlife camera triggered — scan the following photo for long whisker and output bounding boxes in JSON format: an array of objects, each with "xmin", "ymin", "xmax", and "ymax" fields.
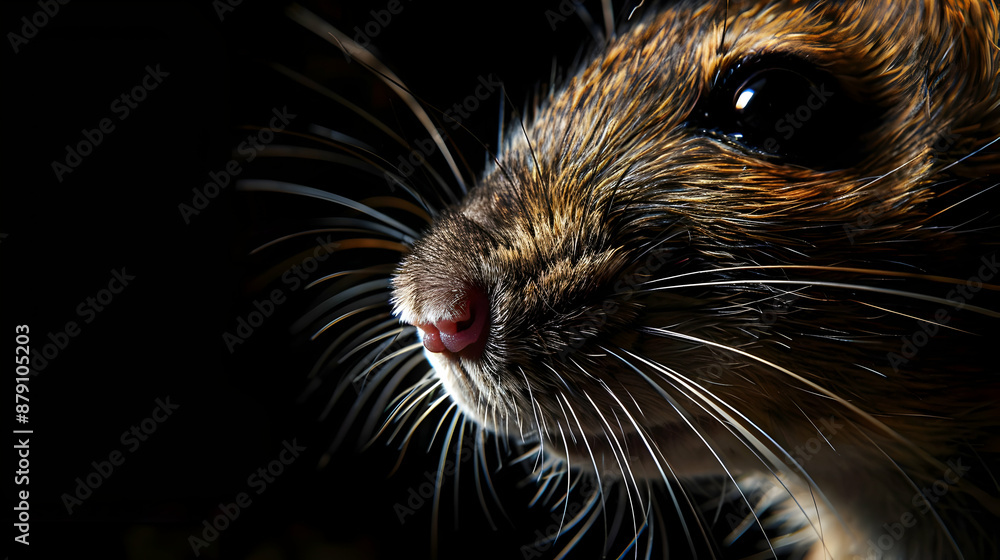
[
  {"xmin": 552, "ymin": 488, "xmax": 604, "ymax": 560},
  {"xmin": 358, "ymin": 354, "xmax": 430, "ymax": 444},
  {"xmin": 520, "ymin": 367, "xmax": 548, "ymax": 475},
  {"xmin": 854, "ymin": 301, "xmax": 976, "ymax": 334},
  {"xmin": 559, "ymin": 393, "xmax": 608, "ymax": 511},
  {"xmin": 472, "ymin": 426, "xmax": 507, "ymax": 530},
  {"xmin": 581, "ymin": 389, "xmax": 645, "ymax": 545},
  {"xmin": 430, "ymin": 405, "xmax": 462, "ymax": 556},
  {"xmin": 643, "ymin": 279, "xmax": 1000, "ymax": 318},
  {"xmin": 390, "ymin": 388, "xmax": 449, "ymax": 450},
  {"xmin": 239, "ymin": 179, "xmax": 421, "ymax": 240},
  {"xmin": 634, "ymin": 326, "xmax": 975, "ymax": 521},
  {"xmin": 602, "ymin": 346, "xmax": 782, "ymax": 559},
  {"xmin": 641, "ymin": 263, "xmax": 1000, "ymax": 292},
  {"xmin": 597, "ymin": 379, "xmax": 705, "ymax": 557},
  {"xmin": 286, "ymin": 4, "xmax": 468, "ymax": 195},
  {"xmin": 553, "ymin": 413, "xmax": 572, "ymax": 543}
]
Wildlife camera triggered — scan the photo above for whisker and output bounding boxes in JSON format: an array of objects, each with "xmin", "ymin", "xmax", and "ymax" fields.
[
  {"xmin": 389, "ymin": 387, "xmax": 449, "ymax": 449},
  {"xmin": 520, "ymin": 367, "xmax": 548, "ymax": 475},
  {"xmin": 937, "ymin": 136, "xmax": 999, "ymax": 175},
  {"xmin": 616, "ymin": 343, "xmax": 852, "ymax": 534},
  {"xmin": 552, "ymin": 488, "xmax": 603, "ymax": 560},
  {"xmin": 285, "ymin": 3, "xmax": 468, "ymax": 195},
  {"xmin": 645, "ymin": 279, "xmax": 1000, "ymax": 318},
  {"xmin": 239, "ymin": 179, "xmax": 421, "ymax": 240},
  {"xmin": 863, "ymin": 431, "xmax": 967, "ymax": 560},
  {"xmin": 638, "ymin": 326, "xmax": 945, "ymax": 467},
  {"xmin": 330, "ymin": 327, "xmax": 404, "ymax": 370},
  {"xmin": 304, "ymin": 313, "xmax": 396, "ymax": 376},
  {"xmin": 251, "ymin": 228, "xmax": 408, "ymax": 256},
  {"xmin": 602, "ymin": 346, "xmax": 783, "ymax": 559},
  {"xmin": 581, "ymin": 390, "xmax": 644, "ymax": 544},
  {"xmin": 642, "ymin": 263, "xmax": 1000, "ymax": 292},
  {"xmin": 357, "ymin": 354, "xmax": 430, "ymax": 444},
  {"xmin": 265, "ymin": 61, "xmax": 407, "ymax": 146},
  {"xmin": 554, "ymin": 420, "xmax": 572, "ymax": 543},
  {"xmin": 472, "ymin": 426, "xmax": 506, "ymax": 530},
  {"xmin": 430, "ymin": 406, "xmax": 462, "ymax": 556},
  {"xmin": 854, "ymin": 301, "xmax": 977, "ymax": 334},
  {"xmin": 325, "ymin": 344, "xmax": 411, "ymax": 448}
]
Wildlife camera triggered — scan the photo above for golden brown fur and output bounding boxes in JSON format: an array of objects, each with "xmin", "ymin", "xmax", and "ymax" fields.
[{"xmin": 386, "ymin": 1, "xmax": 1000, "ymax": 558}]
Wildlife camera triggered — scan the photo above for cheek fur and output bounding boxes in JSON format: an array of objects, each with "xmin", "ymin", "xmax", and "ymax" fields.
[{"xmin": 264, "ymin": 1, "xmax": 1000, "ymax": 559}]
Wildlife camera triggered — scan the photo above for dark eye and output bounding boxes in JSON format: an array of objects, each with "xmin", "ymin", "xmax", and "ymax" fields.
[{"xmin": 692, "ymin": 55, "xmax": 878, "ymax": 168}]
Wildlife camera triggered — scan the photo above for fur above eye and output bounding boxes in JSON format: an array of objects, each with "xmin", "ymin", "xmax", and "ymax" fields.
[{"xmin": 695, "ymin": 56, "xmax": 876, "ymax": 168}]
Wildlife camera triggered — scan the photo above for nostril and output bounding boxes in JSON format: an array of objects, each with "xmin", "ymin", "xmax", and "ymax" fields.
[{"xmin": 417, "ymin": 287, "xmax": 489, "ymax": 357}]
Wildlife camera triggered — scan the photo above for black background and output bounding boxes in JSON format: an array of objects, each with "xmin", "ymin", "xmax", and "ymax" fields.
[{"xmin": 5, "ymin": 1, "xmax": 656, "ymax": 559}]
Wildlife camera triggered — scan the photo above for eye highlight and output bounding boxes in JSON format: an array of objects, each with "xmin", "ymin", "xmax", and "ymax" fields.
[{"xmin": 693, "ymin": 55, "xmax": 879, "ymax": 169}]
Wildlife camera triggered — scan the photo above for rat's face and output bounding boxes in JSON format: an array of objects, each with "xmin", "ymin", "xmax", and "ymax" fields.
[{"xmin": 392, "ymin": 0, "xmax": 998, "ymax": 481}]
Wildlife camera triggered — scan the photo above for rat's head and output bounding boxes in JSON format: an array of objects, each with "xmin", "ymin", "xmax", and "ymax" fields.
[{"xmin": 391, "ymin": 0, "xmax": 999, "ymax": 482}]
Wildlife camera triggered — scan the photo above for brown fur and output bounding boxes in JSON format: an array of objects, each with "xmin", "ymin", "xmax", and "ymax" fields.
[{"xmin": 386, "ymin": 1, "xmax": 1000, "ymax": 558}]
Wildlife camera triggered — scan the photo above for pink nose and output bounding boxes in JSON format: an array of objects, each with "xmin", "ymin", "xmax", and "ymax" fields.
[{"xmin": 417, "ymin": 287, "xmax": 489, "ymax": 356}]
